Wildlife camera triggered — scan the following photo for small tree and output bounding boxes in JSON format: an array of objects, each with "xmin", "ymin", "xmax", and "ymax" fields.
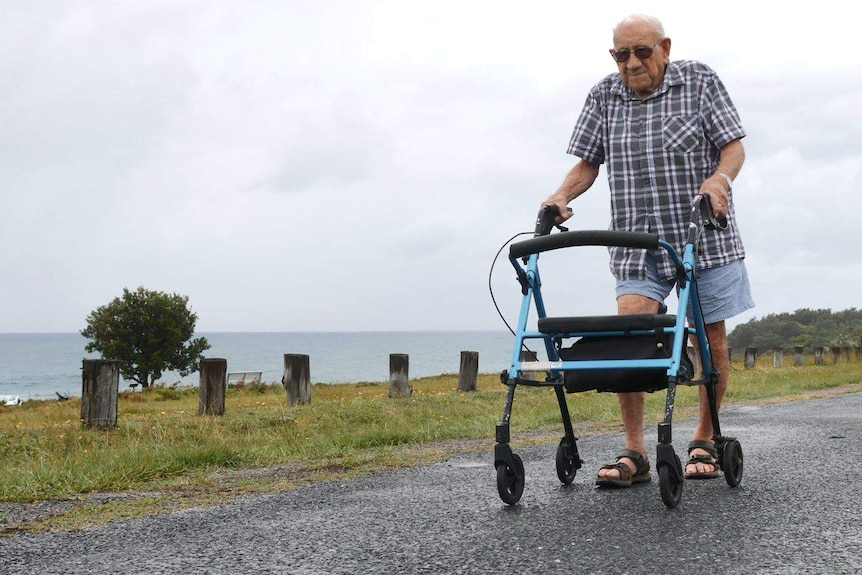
[{"xmin": 81, "ymin": 287, "xmax": 211, "ymax": 388}]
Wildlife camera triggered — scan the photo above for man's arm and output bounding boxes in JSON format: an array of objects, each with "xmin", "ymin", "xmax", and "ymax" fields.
[
  {"xmin": 700, "ymin": 139, "xmax": 745, "ymax": 218},
  {"xmin": 542, "ymin": 159, "xmax": 601, "ymax": 223}
]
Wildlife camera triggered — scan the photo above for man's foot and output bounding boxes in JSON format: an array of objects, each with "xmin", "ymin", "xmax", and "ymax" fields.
[
  {"xmin": 595, "ymin": 450, "xmax": 651, "ymax": 488},
  {"xmin": 685, "ymin": 440, "xmax": 720, "ymax": 479}
]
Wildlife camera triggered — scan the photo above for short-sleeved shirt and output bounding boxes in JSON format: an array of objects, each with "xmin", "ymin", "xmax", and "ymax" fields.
[{"xmin": 567, "ymin": 60, "xmax": 747, "ymax": 281}]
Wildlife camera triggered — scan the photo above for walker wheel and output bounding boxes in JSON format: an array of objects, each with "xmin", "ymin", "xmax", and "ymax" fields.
[
  {"xmin": 722, "ymin": 439, "xmax": 744, "ymax": 487},
  {"xmin": 555, "ymin": 438, "xmax": 578, "ymax": 484},
  {"xmin": 659, "ymin": 461, "xmax": 684, "ymax": 508},
  {"xmin": 496, "ymin": 453, "xmax": 525, "ymax": 505}
]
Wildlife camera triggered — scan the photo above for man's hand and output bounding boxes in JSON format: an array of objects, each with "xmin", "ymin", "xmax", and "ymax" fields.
[
  {"xmin": 541, "ymin": 194, "xmax": 574, "ymax": 225},
  {"xmin": 703, "ymin": 140, "xmax": 744, "ymax": 219},
  {"xmin": 699, "ymin": 175, "xmax": 730, "ymax": 219}
]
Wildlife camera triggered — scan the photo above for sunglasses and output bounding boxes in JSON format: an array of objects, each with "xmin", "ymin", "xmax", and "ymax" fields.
[{"xmin": 610, "ymin": 39, "xmax": 662, "ymax": 63}]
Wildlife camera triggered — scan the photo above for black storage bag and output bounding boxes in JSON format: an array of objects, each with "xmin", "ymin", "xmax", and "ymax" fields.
[{"xmin": 558, "ymin": 332, "xmax": 693, "ymax": 393}]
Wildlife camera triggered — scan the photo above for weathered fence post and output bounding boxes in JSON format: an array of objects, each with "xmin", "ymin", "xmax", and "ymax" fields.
[
  {"xmin": 519, "ymin": 349, "xmax": 542, "ymax": 382},
  {"xmin": 727, "ymin": 347, "xmax": 733, "ymax": 362},
  {"xmin": 457, "ymin": 351, "xmax": 479, "ymax": 392},
  {"xmin": 389, "ymin": 354, "xmax": 412, "ymax": 398},
  {"xmin": 283, "ymin": 354, "xmax": 311, "ymax": 406},
  {"xmin": 814, "ymin": 347, "xmax": 825, "ymax": 365},
  {"xmin": 198, "ymin": 358, "xmax": 227, "ymax": 416},
  {"xmin": 81, "ymin": 359, "xmax": 119, "ymax": 429},
  {"xmin": 744, "ymin": 347, "xmax": 758, "ymax": 369},
  {"xmin": 794, "ymin": 347, "xmax": 805, "ymax": 367},
  {"xmin": 832, "ymin": 347, "xmax": 841, "ymax": 364},
  {"xmin": 772, "ymin": 347, "xmax": 783, "ymax": 368}
]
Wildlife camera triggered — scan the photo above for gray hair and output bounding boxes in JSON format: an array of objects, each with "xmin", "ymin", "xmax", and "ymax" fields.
[{"xmin": 613, "ymin": 14, "xmax": 665, "ymax": 40}]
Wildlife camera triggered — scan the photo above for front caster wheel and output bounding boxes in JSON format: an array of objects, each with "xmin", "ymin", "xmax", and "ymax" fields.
[
  {"xmin": 722, "ymin": 439, "xmax": 744, "ymax": 487},
  {"xmin": 659, "ymin": 464, "xmax": 684, "ymax": 508},
  {"xmin": 555, "ymin": 438, "xmax": 578, "ymax": 484},
  {"xmin": 496, "ymin": 453, "xmax": 525, "ymax": 505}
]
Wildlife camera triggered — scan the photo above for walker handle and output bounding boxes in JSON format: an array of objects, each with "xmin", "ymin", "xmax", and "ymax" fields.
[
  {"xmin": 534, "ymin": 205, "xmax": 573, "ymax": 237},
  {"xmin": 695, "ymin": 194, "xmax": 728, "ymax": 231}
]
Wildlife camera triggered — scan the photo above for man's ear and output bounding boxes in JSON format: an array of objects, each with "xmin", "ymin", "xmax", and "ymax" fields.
[{"xmin": 660, "ymin": 37, "xmax": 672, "ymax": 61}]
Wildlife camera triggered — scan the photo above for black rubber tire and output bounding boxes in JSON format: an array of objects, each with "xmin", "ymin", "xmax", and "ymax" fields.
[
  {"xmin": 722, "ymin": 439, "xmax": 744, "ymax": 487},
  {"xmin": 496, "ymin": 453, "xmax": 525, "ymax": 505},
  {"xmin": 555, "ymin": 438, "xmax": 577, "ymax": 484},
  {"xmin": 659, "ymin": 464, "xmax": 683, "ymax": 508}
]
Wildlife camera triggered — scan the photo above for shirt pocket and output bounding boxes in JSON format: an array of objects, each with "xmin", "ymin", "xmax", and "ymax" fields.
[{"xmin": 662, "ymin": 116, "xmax": 702, "ymax": 154}]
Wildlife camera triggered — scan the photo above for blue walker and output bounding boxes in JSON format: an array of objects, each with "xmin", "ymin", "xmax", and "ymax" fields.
[{"xmin": 494, "ymin": 195, "xmax": 743, "ymax": 508}]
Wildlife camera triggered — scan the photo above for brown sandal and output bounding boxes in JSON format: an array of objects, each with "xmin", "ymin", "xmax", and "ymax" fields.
[
  {"xmin": 685, "ymin": 440, "xmax": 720, "ymax": 479},
  {"xmin": 595, "ymin": 449, "xmax": 651, "ymax": 488}
]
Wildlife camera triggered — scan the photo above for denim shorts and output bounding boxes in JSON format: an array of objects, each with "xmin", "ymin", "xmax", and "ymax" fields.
[{"xmin": 615, "ymin": 252, "xmax": 755, "ymax": 324}]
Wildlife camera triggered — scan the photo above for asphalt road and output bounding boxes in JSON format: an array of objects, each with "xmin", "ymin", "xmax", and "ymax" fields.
[{"xmin": 1, "ymin": 392, "xmax": 861, "ymax": 575}]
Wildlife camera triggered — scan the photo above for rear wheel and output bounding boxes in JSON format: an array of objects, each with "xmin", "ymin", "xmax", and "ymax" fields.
[
  {"xmin": 496, "ymin": 453, "xmax": 525, "ymax": 505},
  {"xmin": 659, "ymin": 464, "xmax": 684, "ymax": 508},
  {"xmin": 555, "ymin": 438, "xmax": 578, "ymax": 484},
  {"xmin": 722, "ymin": 439, "xmax": 744, "ymax": 487}
]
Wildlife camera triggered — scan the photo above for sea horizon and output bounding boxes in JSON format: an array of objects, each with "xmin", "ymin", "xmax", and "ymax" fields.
[{"xmin": 1, "ymin": 330, "xmax": 519, "ymax": 401}]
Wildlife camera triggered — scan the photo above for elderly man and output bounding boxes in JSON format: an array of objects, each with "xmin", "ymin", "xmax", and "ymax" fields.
[{"xmin": 543, "ymin": 13, "xmax": 754, "ymax": 487}]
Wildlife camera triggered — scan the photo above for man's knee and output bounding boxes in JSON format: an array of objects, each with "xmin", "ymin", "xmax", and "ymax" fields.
[{"xmin": 617, "ymin": 294, "xmax": 661, "ymax": 315}]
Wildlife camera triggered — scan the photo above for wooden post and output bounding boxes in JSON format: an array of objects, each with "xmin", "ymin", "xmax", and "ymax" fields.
[
  {"xmin": 772, "ymin": 347, "xmax": 783, "ymax": 368},
  {"xmin": 389, "ymin": 354, "xmax": 412, "ymax": 398},
  {"xmin": 727, "ymin": 347, "xmax": 732, "ymax": 362},
  {"xmin": 744, "ymin": 347, "xmax": 758, "ymax": 369},
  {"xmin": 842, "ymin": 347, "xmax": 852, "ymax": 362},
  {"xmin": 199, "ymin": 358, "xmax": 227, "ymax": 416},
  {"xmin": 283, "ymin": 354, "xmax": 311, "ymax": 406},
  {"xmin": 519, "ymin": 349, "xmax": 542, "ymax": 381},
  {"xmin": 457, "ymin": 351, "xmax": 478, "ymax": 392},
  {"xmin": 794, "ymin": 347, "xmax": 805, "ymax": 367},
  {"xmin": 81, "ymin": 359, "xmax": 119, "ymax": 429},
  {"xmin": 832, "ymin": 347, "xmax": 841, "ymax": 364},
  {"xmin": 814, "ymin": 347, "xmax": 825, "ymax": 365}
]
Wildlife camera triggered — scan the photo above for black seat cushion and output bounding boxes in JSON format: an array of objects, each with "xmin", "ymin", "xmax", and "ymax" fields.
[{"xmin": 538, "ymin": 313, "xmax": 677, "ymax": 335}]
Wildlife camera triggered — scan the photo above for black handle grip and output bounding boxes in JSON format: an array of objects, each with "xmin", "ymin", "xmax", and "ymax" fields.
[
  {"xmin": 510, "ymin": 230, "xmax": 660, "ymax": 260},
  {"xmin": 694, "ymin": 194, "xmax": 728, "ymax": 231},
  {"xmin": 534, "ymin": 204, "xmax": 574, "ymax": 237},
  {"xmin": 534, "ymin": 205, "xmax": 559, "ymax": 237}
]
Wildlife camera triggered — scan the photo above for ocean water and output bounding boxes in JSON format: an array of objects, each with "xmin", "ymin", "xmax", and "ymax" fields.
[{"xmin": 0, "ymin": 331, "xmax": 518, "ymax": 401}]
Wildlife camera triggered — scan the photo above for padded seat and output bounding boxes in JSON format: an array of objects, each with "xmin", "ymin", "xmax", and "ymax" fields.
[{"xmin": 537, "ymin": 313, "xmax": 677, "ymax": 335}]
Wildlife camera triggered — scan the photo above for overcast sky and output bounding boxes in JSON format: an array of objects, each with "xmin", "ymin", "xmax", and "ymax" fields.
[{"xmin": 2, "ymin": 1, "xmax": 859, "ymax": 334}]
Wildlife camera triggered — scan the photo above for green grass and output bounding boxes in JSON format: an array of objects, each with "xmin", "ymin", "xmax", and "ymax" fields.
[{"xmin": 1, "ymin": 358, "xmax": 861, "ymax": 509}]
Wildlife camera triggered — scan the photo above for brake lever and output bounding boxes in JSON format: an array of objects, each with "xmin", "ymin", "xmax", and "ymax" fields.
[
  {"xmin": 696, "ymin": 194, "xmax": 728, "ymax": 231},
  {"xmin": 522, "ymin": 205, "xmax": 571, "ymax": 264},
  {"xmin": 534, "ymin": 205, "xmax": 573, "ymax": 237}
]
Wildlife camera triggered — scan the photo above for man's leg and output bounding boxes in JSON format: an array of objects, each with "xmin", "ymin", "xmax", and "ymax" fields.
[
  {"xmin": 686, "ymin": 320, "xmax": 729, "ymax": 475},
  {"xmin": 684, "ymin": 258, "xmax": 754, "ymax": 475},
  {"xmin": 596, "ymin": 294, "xmax": 660, "ymax": 481}
]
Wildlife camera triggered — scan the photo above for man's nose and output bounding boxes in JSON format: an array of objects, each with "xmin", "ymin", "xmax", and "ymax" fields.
[{"xmin": 627, "ymin": 56, "xmax": 643, "ymax": 69}]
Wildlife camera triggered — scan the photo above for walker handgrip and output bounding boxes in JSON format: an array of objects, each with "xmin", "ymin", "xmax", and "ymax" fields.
[
  {"xmin": 510, "ymin": 230, "xmax": 660, "ymax": 260},
  {"xmin": 534, "ymin": 205, "xmax": 560, "ymax": 237},
  {"xmin": 695, "ymin": 194, "xmax": 728, "ymax": 231}
]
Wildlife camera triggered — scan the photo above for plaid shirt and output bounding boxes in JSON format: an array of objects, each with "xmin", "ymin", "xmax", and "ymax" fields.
[{"xmin": 568, "ymin": 60, "xmax": 747, "ymax": 281}]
